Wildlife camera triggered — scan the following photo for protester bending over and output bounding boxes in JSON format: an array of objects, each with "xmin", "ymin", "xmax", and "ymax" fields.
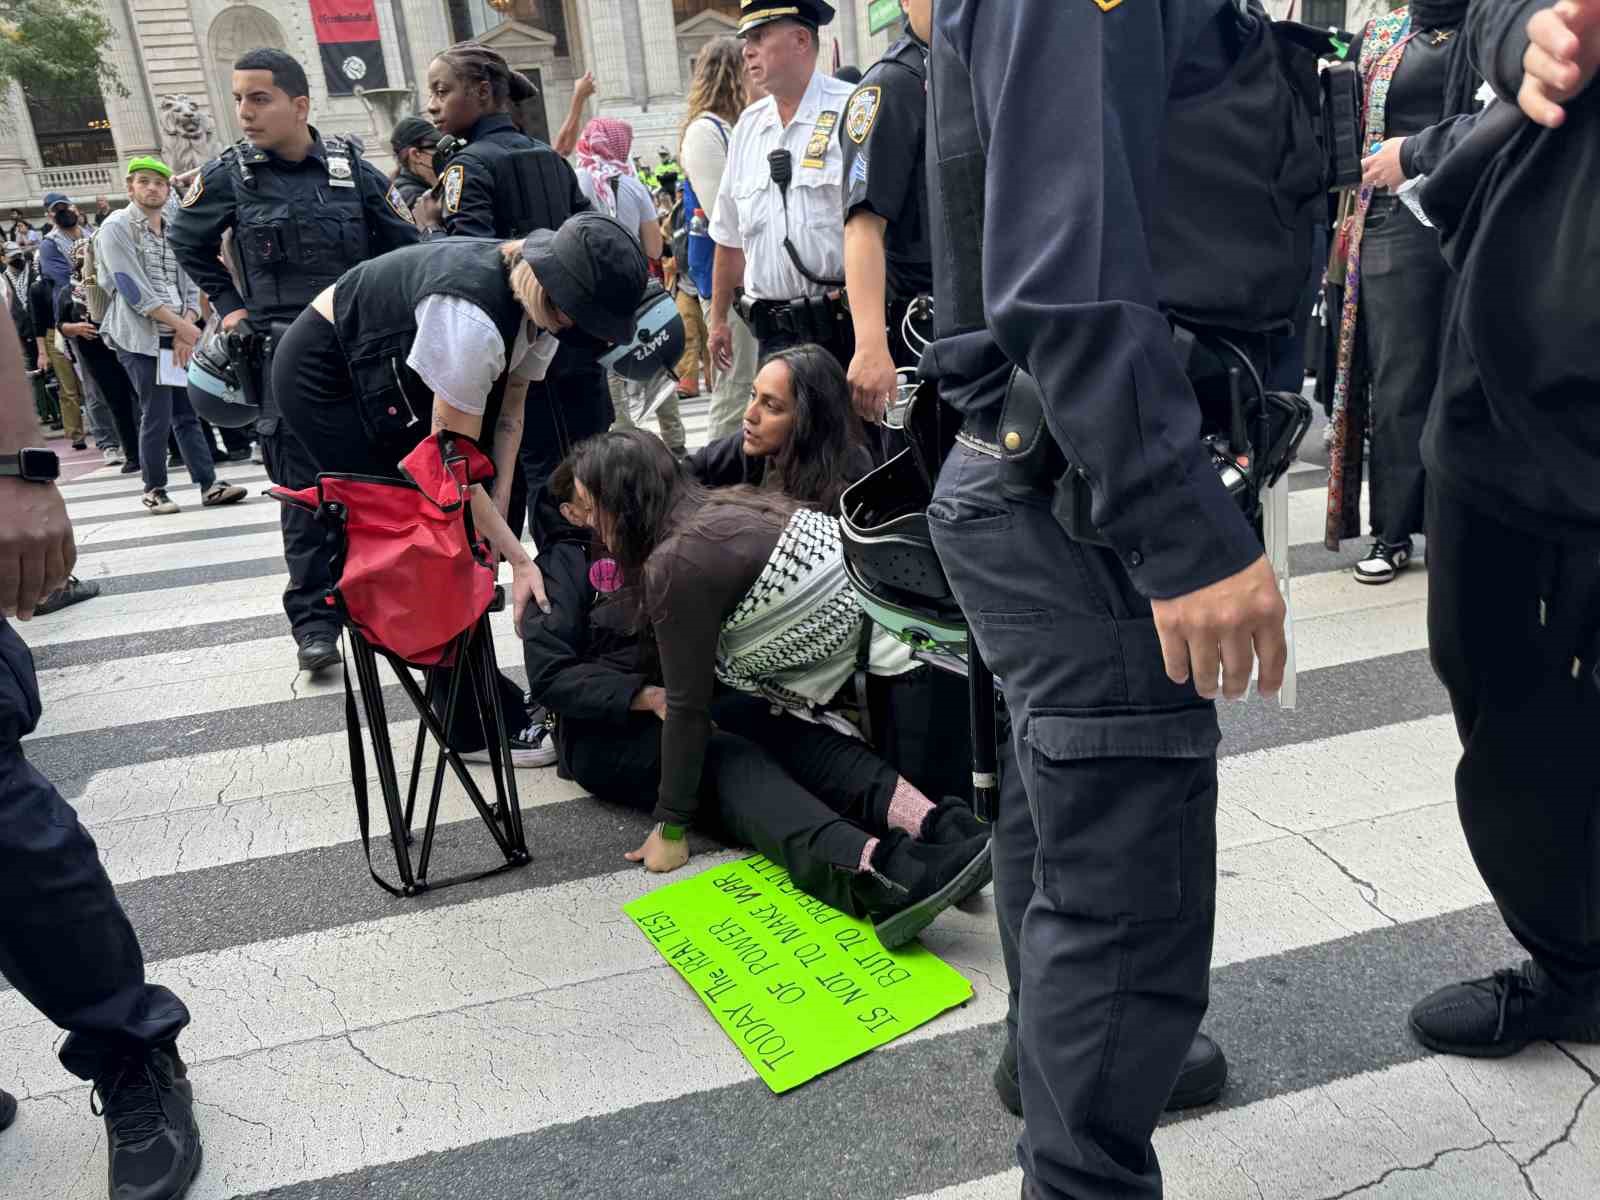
[{"xmin": 525, "ymin": 458, "xmax": 989, "ymax": 947}]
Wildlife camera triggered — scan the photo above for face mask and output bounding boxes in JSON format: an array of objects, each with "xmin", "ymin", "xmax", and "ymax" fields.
[
  {"xmin": 54, "ymin": 210, "xmax": 79, "ymax": 229},
  {"xmin": 6, "ymin": 257, "xmax": 22, "ymax": 270}
]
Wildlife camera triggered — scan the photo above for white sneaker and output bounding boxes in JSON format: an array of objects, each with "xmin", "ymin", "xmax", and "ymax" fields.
[
  {"xmin": 142, "ymin": 488, "xmax": 180, "ymax": 515},
  {"xmin": 1354, "ymin": 538, "xmax": 1413, "ymax": 585},
  {"xmin": 102, "ymin": 447, "xmax": 125, "ymax": 465},
  {"xmin": 458, "ymin": 719, "xmax": 557, "ymax": 768},
  {"xmin": 250, "ymin": 443, "xmax": 265, "ymax": 464}
]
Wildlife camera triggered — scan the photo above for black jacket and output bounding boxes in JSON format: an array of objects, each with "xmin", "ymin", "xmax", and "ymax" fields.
[
  {"xmin": 392, "ymin": 168, "xmax": 431, "ymax": 209},
  {"xmin": 522, "ymin": 486, "xmax": 651, "ymax": 773},
  {"xmin": 438, "ymin": 114, "xmax": 590, "ymax": 239}
]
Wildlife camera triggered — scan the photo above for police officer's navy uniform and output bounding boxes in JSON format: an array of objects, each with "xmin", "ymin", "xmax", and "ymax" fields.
[
  {"xmin": 170, "ymin": 128, "xmax": 418, "ymax": 653},
  {"xmin": 709, "ymin": 69, "xmax": 857, "ymax": 368},
  {"xmin": 921, "ymin": 2, "xmax": 1259, "ymax": 1196},
  {"xmin": 436, "ymin": 111, "xmax": 606, "ymax": 522},
  {"xmin": 839, "ymin": 24, "xmax": 932, "ymax": 371}
]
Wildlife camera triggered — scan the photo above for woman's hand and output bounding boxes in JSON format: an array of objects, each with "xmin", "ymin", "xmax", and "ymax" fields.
[
  {"xmin": 510, "ymin": 557, "xmax": 550, "ymax": 632},
  {"xmin": 1360, "ymin": 138, "xmax": 1408, "ymax": 190},
  {"xmin": 626, "ymin": 824, "xmax": 691, "ymax": 873}
]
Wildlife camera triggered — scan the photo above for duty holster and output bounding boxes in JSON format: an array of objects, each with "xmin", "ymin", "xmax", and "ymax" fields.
[
  {"xmin": 994, "ymin": 368, "xmax": 1111, "ymax": 548},
  {"xmin": 736, "ymin": 290, "xmax": 849, "ymax": 344}
]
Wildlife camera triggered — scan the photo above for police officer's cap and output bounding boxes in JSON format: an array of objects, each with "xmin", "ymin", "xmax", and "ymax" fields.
[
  {"xmin": 521, "ymin": 212, "xmax": 649, "ymax": 347},
  {"xmin": 390, "ymin": 116, "xmax": 438, "ymax": 154},
  {"xmin": 737, "ymin": 0, "xmax": 836, "ymax": 36}
]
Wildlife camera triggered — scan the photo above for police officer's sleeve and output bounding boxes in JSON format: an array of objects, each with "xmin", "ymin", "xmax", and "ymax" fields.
[
  {"xmin": 841, "ymin": 65, "xmax": 921, "ymax": 224},
  {"xmin": 360, "ymin": 159, "xmax": 421, "ymax": 253},
  {"xmin": 169, "ymin": 160, "xmax": 247, "ymax": 319},
  {"xmin": 440, "ymin": 153, "xmax": 500, "ymax": 238},
  {"xmin": 943, "ymin": 0, "xmax": 1262, "ymax": 600}
]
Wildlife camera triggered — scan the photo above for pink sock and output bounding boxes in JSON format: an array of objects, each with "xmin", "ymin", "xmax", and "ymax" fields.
[
  {"xmin": 888, "ymin": 777, "xmax": 936, "ymax": 838},
  {"xmin": 858, "ymin": 837, "xmax": 880, "ymax": 874}
]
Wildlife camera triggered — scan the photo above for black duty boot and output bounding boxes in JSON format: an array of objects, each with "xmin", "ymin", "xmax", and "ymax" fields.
[
  {"xmin": 296, "ymin": 635, "xmax": 341, "ymax": 674},
  {"xmin": 1410, "ymin": 960, "xmax": 1600, "ymax": 1059},
  {"xmin": 921, "ymin": 796, "xmax": 989, "ymax": 846},
  {"xmin": 0, "ymin": 1086, "xmax": 16, "ymax": 1132},
  {"xmin": 852, "ymin": 830, "xmax": 992, "ymax": 950},
  {"xmin": 994, "ymin": 1031, "xmax": 1226, "ymax": 1116},
  {"xmin": 92, "ymin": 1044, "xmax": 203, "ymax": 1200}
]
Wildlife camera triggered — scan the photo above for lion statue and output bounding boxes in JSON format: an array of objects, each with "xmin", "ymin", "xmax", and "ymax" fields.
[{"xmin": 158, "ymin": 94, "xmax": 219, "ymax": 176}]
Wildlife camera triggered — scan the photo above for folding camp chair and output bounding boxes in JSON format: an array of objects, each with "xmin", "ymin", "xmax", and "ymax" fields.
[{"xmin": 274, "ymin": 432, "xmax": 531, "ymax": 897}]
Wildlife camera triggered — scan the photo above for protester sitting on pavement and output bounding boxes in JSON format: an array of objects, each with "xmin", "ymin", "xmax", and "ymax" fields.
[
  {"xmin": 272, "ymin": 212, "xmax": 649, "ymax": 765},
  {"xmin": 97, "ymin": 158, "xmax": 246, "ymax": 515},
  {"xmin": 687, "ymin": 343, "xmax": 873, "ymax": 514},
  {"xmin": 525, "ymin": 459, "xmax": 990, "ymax": 947},
  {"xmin": 568, "ymin": 430, "xmax": 977, "ymax": 879}
]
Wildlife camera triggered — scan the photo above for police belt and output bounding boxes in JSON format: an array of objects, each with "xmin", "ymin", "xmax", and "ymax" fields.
[{"xmin": 736, "ymin": 291, "xmax": 849, "ymax": 343}]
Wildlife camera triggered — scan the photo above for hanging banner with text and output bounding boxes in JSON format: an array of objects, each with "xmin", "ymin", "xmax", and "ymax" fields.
[
  {"xmin": 624, "ymin": 854, "xmax": 973, "ymax": 1093},
  {"xmin": 308, "ymin": 0, "xmax": 389, "ymax": 96}
]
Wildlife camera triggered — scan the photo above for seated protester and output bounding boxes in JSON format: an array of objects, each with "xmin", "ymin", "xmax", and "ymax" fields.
[
  {"xmin": 273, "ymin": 212, "xmax": 649, "ymax": 765},
  {"xmin": 569, "ymin": 431, "xmax": 992, "ymax": 920},
  {"xmin": 686, "ymin": 343, "xmax": 873, "ymax": 514},
  {"xmin": 525, "ymin": 460, "xmax": 988, "ymax": 947}
]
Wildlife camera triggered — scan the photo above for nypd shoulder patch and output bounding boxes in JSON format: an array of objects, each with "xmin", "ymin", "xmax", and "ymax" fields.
[
  {"xmin": 180, "ymin": 172, "xmax": 204, "ymax": 209},
  {"xmin": 845, "ymin": 87, "xmax": 881, "ymax": 145},
  {"xmin": 441, "ymin": 163, "xmax": 465, "ymax": 214},
  {"xmin": 386, "ymin": 184, "xmax": 415, "ymax": 224}
]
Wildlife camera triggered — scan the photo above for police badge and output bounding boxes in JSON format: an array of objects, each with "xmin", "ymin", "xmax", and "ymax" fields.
[
  {"xmin": 845, "ymin": 87, "xmax": 881, "ymax": 145},
  {"xmin": 442, "ymin": 163, "xmax": 465, "ymax": 214},
  {"xmin": 328, "ymin": 155, "xmax": 355, "ymax": 188}
]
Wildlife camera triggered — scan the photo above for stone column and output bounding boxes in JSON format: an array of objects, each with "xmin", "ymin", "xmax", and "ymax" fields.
[
  {"xmin": 637, "ymin": 0, "xmax": 683, "ymax": 104},
  {"xmin": 587, "ymin": 0, "xmax": 639, "ymax": 112},
  {"xmin": 105, "ymin": 0, "xmax": 162, "ymax": 161}
]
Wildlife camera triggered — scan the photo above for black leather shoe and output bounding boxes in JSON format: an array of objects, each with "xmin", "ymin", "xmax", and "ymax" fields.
[
  {"xmin": 1410, "ymin": 960, "xmax": 1600, "ymax": 1059},
  {"xmin": 92, "ymin": 1044, "xmax": 203, "ymax": 1200},
  {"xmin": 851, "ymin": 830, "xmax": 992, "ymax": 949},
  {"xmin": 922, "ymin": 796, "xmax": 988, "ymax": 845},
  {"xmin": 296, "ymin": 637, "xmax": 341, "ymax": 673},
  {"xmin": 0, "ymin": 1086, "xmax": 16, "ymax": 1132},
  {"xmin": 994, "ymin": 1030, "xmax": 1227, "ymax": 1116}
]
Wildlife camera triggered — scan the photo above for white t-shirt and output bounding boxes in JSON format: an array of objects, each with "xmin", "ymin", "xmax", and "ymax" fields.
[
  {"xmin": 576, "ymin": 171, "xmax": 657, "ymax": 244},
  {"xmin": 406, "ymin": 295, "xmax": 560, "ymax": 416}
]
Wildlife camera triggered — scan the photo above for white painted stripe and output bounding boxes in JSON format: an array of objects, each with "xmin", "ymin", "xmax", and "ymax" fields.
[
  {"xmin": 1290, "ymin": 479, "xmax": 1366, "ymax": 548},
  {"xmin": 64, "ymin": 485, "xmax": 275, "ymax": 523},
  {"xmin": 0, "ymin": 796, "xmax": 1491, "ymax": 1198},
  {"xmin": 20, "ymin": 574, "xmax": 295, "ymax": 647},
  {"xmin": 73, "ymin": 509, "xmax": 284, "ymax": 548},
  {"xmin": 59, "ymin": 467, "xmax": 270, "ymax": 498},
  {"xmin": 900, "ymin": 1045, "xmax": 1593, "ymax": 1200},
  {"xmin": 70, "ymin": 528, "xmax": 288, "ymax": 580}
]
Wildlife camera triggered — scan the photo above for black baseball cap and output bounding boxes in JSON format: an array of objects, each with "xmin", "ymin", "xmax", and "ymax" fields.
[
  {"xmin": 737, "ymin": 0, "xmax": 835, "ymax": 35},
  {"xmin": 521, "ymin": 213, "xmax": 649, "ymax": 347},
  {"xmin": 390, "ymin": 116, "xmax": 438, "ymax": 154}
]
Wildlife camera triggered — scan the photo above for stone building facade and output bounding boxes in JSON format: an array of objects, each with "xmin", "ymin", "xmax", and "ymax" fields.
[
  {"xmin": 0, "ymin": 0, "xmax": 913, "ymax": 217},
  {"xmin": 0, "ymin": 0, "xmax": 1373, "ymax": 219}
]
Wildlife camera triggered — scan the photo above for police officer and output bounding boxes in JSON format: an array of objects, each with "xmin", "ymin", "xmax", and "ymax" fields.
[
  {"xmin": 707, "ymin": 0, "xmax": 857, "ymax": 374},
  {"xmin": 170, "ymin": 47, "xmax": 418, "ymax": 675},
  {"xmin": 920, "ymin": 3, "xmax": 1287, "ymax": 1197},
  {"xmin": 839, "ymin": 0, "xmax": 933, "ymax": 425},
  {"xmin": 389, "ymin": 116, "xmax": 440, "ymax": 210},
  {"xmin": 421, "ymin": 40, "xmax": 609, "ymax": 518}
]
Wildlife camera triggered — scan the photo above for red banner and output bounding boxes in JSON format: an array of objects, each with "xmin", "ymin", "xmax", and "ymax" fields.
[{"xmin": 308, "ymin": 0, "xmax": 381, "ymax": 46}]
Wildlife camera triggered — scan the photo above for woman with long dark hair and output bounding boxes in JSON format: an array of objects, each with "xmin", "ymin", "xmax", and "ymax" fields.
[
  {"xmin": 1325, "ymin": 0, "xmax": 1483, "ymax": 584},
  {"xmin": 522, "ymin": 459, "xmax": 989, "ymax": 947},
  {"xmin": 687, "ymin": 343, "xmax": 872, "ymax": 514}
]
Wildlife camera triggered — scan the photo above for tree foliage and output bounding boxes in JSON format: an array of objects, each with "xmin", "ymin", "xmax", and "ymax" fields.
[{"xmin": 0, "ymin": 0, "xmax": 124, "ymax": 102}]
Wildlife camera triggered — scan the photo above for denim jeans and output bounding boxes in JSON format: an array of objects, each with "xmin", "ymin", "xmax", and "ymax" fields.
[{"xmin": 118, "ymin": 349, "xmax": 217, "ymax": 494}]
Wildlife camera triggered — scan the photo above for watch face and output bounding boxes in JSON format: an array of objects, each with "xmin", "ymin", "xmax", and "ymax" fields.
[{"xmin": 18, "ymin": 448, "xmax": 60, "ymax": 481}]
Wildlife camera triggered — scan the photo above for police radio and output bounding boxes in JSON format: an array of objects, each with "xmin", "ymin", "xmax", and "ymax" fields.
[{"xmin": 432, "ymin": 134, "xmax": 467, "ymax": 179}]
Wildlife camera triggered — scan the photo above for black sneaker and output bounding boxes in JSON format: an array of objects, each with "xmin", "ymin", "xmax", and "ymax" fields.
[
  {"xmin": 1410, "ymin": 960, "xmax": 1600, "ymax": 1058},
  {"xmin": 851, "ymin": 830, "xmax": 993, "ymax": 949},
  {"xmin": 921, "ymin": 796, "xmax": 988, "ymax": 845},
  {"xmin": 120, "ymin": 460, "xmax": 142, "ymax": 475},
  {"xmin": 460, "ymin": 716, "xmax": 558, "ymax": 768},
  {"xmin": 91, "ymin": 1045, "xmax": 203, "ymax": 1200},
  {"xmin": 296, "ymin": 636, "xmax": 341, "ymax": 674},
  {"xmin": 0, "ymin": 1086, "xmax": 16, "ymax": 1132},
  {"xmin": 994, "ymin": 1031, "xmax": 1226, "ymax": 1116},
  {"xmin": 33, "ymin": 575, "xmax": 100, "ymax": 616},
  {"xmin": 1354, "ymin": 537, "xmax": 1413, "ymax": 585}
]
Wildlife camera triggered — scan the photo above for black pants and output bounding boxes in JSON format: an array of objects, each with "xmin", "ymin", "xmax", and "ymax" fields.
[
  {"xmin": 72, "ymin": 334, "xmax": 142, "ymax": 463},
  {"xmin": 0, "ymin": 622, "xmax": 190, "ymax": 1080},
  {"xmin": 866, "ymin": 666, "xmax": 972, "ymax": 802},
  {"xmin": 564, "ymin": 694, "xmax": 899, "ymax": 914},
  {"xmin": 1358, "ymin": 197, "xmax": 1452, "ymax": 544},
  {"xmin": 520, "ymin": 346, "xmax": 614, "ymax": 536},
  {"xmin": 1427, "ymin": 487, "xmax": 1600, "ymax": 1001},
  {"xmin": 929, "ymin": 446, "xmax": 1218, "ymax": 1200},
  {"xmin": 260, "ymin": 423, "xmax": 339, "ymax": 645}
]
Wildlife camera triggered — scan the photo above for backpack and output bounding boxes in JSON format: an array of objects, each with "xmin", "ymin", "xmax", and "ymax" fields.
[{"xmin": 681, "ymin": 114, "xmax": 729, "ymax": 297}]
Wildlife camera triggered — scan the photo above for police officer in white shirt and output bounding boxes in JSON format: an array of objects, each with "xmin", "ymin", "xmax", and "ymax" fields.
[{"xmin": 707, "ymin": 0, "xmax": 857, "ymax": 374}]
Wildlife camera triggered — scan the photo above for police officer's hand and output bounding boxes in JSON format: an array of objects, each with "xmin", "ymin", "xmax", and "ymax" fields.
[
  {"xmin": 0, "ymin": 477, "xmax": 75, "ymax": 620},
  {"xmin": 221, "ymin": 310, "xmax": 249, "ymax": 334},
  {"xmin": 1360, "ymin": 138, "xmax": 1408, "ymax": 190},
  {"xmin": 708, "ymin": 321, "xmax": 734, "ymax": 372},
  {"xmin": 1520, "ymin": 0, "xmax": 1600, "ymax": 127},
  {"xmin": 847, "ymin": 342, "xmax": 898, "ymax": 424},
  {"xmin": 412, "ymin": 190, "xmax": 444, "ymax": 233},
  {"xmin": 1150, "ymin": 555, "xmax": 1286, "ymax": 701}
]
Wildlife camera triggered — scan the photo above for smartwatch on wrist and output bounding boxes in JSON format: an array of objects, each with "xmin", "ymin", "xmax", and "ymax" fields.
[
  {"xmin": 657, "ymin": 822, "xmax": 687, "ymax": 842},
  {"xmin": 0, "ymin": 449, "xmax": 61, "ymax": 484}
]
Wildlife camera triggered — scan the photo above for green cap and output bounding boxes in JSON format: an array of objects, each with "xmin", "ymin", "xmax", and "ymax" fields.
[{"xmin": 126, "ymin": 156, "xmax": 173, "ymax": 179}]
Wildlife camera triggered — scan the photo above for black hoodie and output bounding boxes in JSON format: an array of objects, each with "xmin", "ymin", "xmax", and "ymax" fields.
[{"xmin": 521, "ymin": 484, "xmax": 651, "ymax": 760}]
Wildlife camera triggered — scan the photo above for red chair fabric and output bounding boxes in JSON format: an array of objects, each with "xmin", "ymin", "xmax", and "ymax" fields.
[{"xmin": 272, "ymin": 434, "xmax": 498, "ymax": 667}]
